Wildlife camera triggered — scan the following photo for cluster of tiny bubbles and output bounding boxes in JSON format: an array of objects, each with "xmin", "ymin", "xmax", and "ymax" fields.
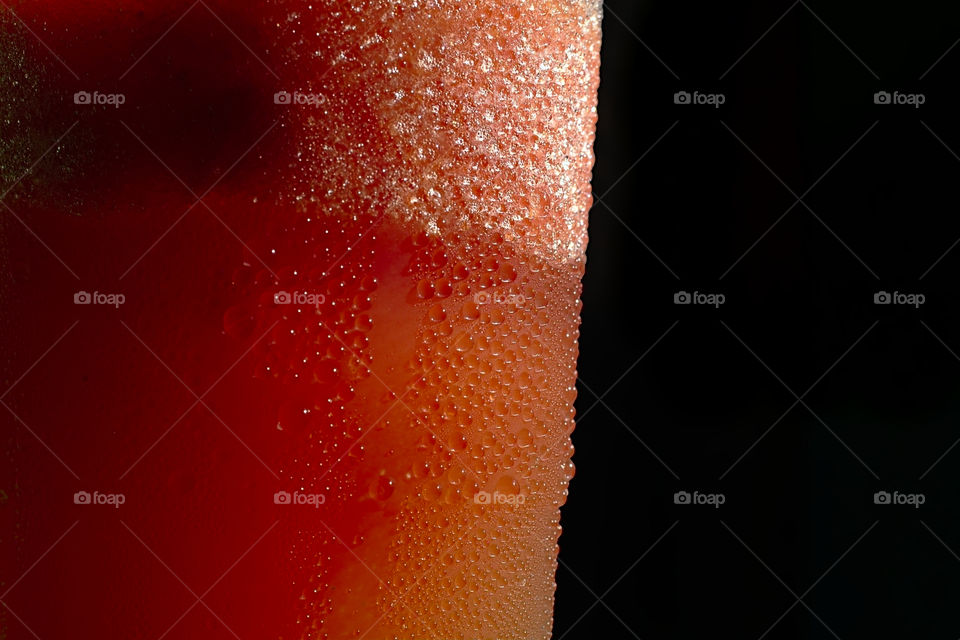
[
  {"xmin": 222, "ymin": 217, "xmax": 378, "ymax": 411},
  {"xmin": 368, "ymin": 224, "xmax": 582, "ymax": 635}
]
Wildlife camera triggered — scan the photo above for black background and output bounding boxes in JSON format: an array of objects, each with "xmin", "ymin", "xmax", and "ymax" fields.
[{"xmin": 561, "ymin": 1, "xmax": 960, "ymax": 638}]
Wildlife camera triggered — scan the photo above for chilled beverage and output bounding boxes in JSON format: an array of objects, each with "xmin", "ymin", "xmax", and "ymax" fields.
[{"xmin": 0, "ymin": 1, "xmax": 601, "ymax": 638}]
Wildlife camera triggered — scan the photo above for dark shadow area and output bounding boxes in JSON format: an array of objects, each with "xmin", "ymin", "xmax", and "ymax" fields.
[{"xmin": 561, "ymin": 1, "xmax": 960, "ymax": 637}]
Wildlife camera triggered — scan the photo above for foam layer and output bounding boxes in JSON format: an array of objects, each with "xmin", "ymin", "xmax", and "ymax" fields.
[{"xmin": 270, "ymin": 0, "xmax": 601, "ymax": 263}]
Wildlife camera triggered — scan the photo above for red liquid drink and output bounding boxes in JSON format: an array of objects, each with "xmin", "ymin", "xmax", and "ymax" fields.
[{"xmin": 0, "ymin": 1, "xmax": 600, "ymax": 638}]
